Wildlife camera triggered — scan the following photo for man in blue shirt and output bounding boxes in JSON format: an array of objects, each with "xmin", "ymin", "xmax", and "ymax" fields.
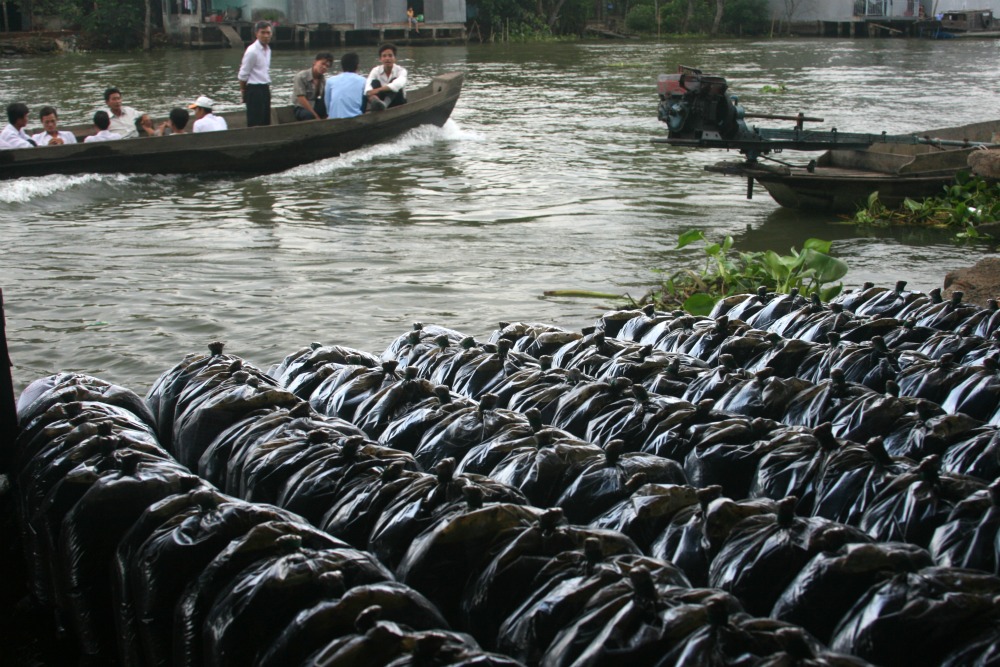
[{"xmin": 325, "ymin": 52, "xmax": 367, "ymax": 119}]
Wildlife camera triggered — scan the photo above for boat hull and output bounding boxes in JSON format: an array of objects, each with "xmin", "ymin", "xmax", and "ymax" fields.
[
  {"xmin": 704, "ymin": 119, "xmax": 1000, "ymax": 212},
  {"xmin": 0, "ymin": 72, "xmax": 463, "ymax": 179}
]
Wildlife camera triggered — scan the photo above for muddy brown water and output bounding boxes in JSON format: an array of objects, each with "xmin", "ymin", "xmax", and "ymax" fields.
[{"xmin": 2, "ymin": 38, "xmax": 999, "ymax": 395}]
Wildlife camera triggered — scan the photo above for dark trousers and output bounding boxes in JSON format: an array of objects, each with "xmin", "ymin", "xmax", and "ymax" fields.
[
  {"xmin": 245, "ymin": 83, "xmax": 271, "ymax": 127},
  {"xmin": 369, "ymin": 83, "xmax": 407, "ymax": 109}
]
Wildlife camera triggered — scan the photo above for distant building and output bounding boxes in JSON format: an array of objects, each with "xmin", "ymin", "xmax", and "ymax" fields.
[{"xmin": 767, "ymin": 0, "xmax": 1000, "ymax": 23}]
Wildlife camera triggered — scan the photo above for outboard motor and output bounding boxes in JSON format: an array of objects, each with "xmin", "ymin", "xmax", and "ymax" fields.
[{"xmin": 657, "ymin": 65, "xmax": 745, "ymax": 141}]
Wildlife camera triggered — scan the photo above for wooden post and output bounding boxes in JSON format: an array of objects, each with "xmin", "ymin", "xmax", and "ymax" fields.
[{"xmin": 0, "ymin": 288, "xmax": 19, "ymax": 471}]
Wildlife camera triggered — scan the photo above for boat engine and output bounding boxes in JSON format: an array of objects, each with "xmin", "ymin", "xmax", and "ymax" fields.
[{"xmin": 657, "ymin": 66, "xmax": 746, "ymax": 142}]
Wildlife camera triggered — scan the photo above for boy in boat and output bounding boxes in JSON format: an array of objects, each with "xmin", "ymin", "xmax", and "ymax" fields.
[
  {"xmin": 189, "ymin": 96, "xmax": 228, "ymax": 132},
  {"xmin": 84, "ymin": 111, "xmax": 122, "ymax": 143},
  {"xmin": 292, "ymin": 52, "xmax": 333, "ymax": 121},
  {"xmin": 155, "ymin": 107, "xmax": 191, "ymax": 136},
  {"xmin": 104, "ymin": 88, "xmax": 142, "ymax": 139},
  {"xmin": 32, "ymin": 107, "xmax": 77, "ymax": 146},
  {"xmin": 0, "ymin": 102, "xmax": 35, "ymax": 148},
  {"xmin": 239, "ymin": 21, "xmax": 273, "ymax": 127},
  {"xmin": 325, "ymin": 52, "xmax": 367, "ymax": 119},
  {"xmin": 365, "ymin": 43, "xmax": 407, "ymax": 111}
]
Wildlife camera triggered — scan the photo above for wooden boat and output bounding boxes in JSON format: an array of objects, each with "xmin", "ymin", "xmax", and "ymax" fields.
[
  {"xmin": 0, "ymin": 72, "xmax": 463, "ymax": 180},
  {"xmin": 704, "ymin": 119, "xmax": 1000, "ymax": 212}
]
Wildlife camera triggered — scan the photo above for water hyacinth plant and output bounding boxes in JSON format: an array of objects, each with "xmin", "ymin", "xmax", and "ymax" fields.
[{"xmin": 648, "ymin": 230, "xmax": 848, "ymax": 315}]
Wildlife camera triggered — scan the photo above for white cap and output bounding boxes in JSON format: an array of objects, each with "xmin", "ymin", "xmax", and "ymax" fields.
[{"xmin": 188, "ymin": 95, "xmax": 214, "ymax": 110}]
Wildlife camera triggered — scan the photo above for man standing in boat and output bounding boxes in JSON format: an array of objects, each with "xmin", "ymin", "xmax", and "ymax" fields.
[
  {"xmin": 365, "ymin": 43, "xmax": 407, "ymax": 111},
  {"xmin": 104, "ymin": 88, "xmax": 141, "ymax": 139},
  {"xmin": 239, "ymin": 21, "xmax": 273, "ymax": 127}
]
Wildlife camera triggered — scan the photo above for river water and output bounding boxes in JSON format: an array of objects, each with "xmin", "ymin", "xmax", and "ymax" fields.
[{"xmin": 2, "ymin": 38, "xmax": 999, "ymax": 395}]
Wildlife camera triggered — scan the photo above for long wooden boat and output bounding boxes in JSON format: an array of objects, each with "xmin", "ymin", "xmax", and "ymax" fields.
[
  {"xmin": 0, "ymin": 71, "xmax": 463, "ymax": 180},
  {"xmin": 705, "ymin": 119, "xmax": 1000, "ymax": 212}
]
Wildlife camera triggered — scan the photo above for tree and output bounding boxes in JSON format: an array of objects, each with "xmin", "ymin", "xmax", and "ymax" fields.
[{"xmin": 710, "ymin": 0, "xmax": 723, "ymax": 33}]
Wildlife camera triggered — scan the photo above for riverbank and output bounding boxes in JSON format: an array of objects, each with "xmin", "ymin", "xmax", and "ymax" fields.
[{"xmin": 0, "ymin": 31, "xmax": 76, "ymax": 55}]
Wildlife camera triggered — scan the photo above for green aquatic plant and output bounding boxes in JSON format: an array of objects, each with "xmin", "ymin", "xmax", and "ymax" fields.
[
  {"xmin": 759, "ymin": 83, "xmax": 789, "ymax": 94},
  {"xmin": 646, "ymin": 230, "xmax": 848, "ymax": 315},
  {"xmin": 850, "ymin": 173, "xmax": 1000, "ymax": 241}
]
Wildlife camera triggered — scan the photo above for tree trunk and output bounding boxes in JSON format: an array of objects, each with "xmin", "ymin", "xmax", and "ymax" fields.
[
  {"xmin": 681, "ymin": 0, "xmax": 694, "ymax": 32},
  {"xmin": 143, "ymin": 0, "xmax": 152, "ymax": 50},
  {"xmin": 546, "ymin": 0, "xmax": 567, "ymax": 28},
  {"xmin": 711, "ymin": 0, "xmax": 724, "ymax": 34}
]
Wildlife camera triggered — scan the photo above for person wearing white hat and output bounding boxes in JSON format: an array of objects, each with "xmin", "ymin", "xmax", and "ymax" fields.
[{"xmin": 189, "ymin": 96, "xmax": 228, "ymax": 133}]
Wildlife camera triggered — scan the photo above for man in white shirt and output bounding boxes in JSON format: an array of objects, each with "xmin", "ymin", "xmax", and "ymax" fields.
[
  {"xmin": 364, "ymin": 43, "xmax": 408, "ymax": 111},
  {"xmin": 189, "ymin": 96, "xmax": 229, "ymax": 132},
  {"xmin": 104, "ymin": 87, "xmax": 141, "ymax": 139},
  {"xmin": 238, "ymin": 21, "xmax": 273, "ymax": 127},
  {"xmin": 32, "ymin": 106, "xmax": 78, "ymax": 146},
  {"xmin": 84, "ymin": 111, "xmax": 122, "ymax": 143},
  {"xmin": 0, "ymin": 102, "xmax": 35, "ymax": 148}
]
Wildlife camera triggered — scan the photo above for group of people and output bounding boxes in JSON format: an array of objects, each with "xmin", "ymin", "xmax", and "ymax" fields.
[
  {"xmin": 240, "ymin": 20, "xmax": 408, "ymax": 127},
  {"xmin": 0, "ymin": 87, "xmax": 228, "ymax": 149},
  {"xmin": 0, "ymin": 21, "xmax": 408, "ymax": 151}
]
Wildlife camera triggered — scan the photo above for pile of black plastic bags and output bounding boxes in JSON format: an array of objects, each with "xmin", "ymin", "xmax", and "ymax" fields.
[{"xmin": 6, "ymin": 280, "xmax": 1000, "ymax": 666}]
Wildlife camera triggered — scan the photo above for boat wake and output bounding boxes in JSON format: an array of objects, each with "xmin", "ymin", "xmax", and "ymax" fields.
[
  {"xmin": 264, "ymin": 119, "xmax": 480, "ymax": 181},
  {"xmin": 0, "ymin": 172, "xmax": 136, "ymax": 204}
]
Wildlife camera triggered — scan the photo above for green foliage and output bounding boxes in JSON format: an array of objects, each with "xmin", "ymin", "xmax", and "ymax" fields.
[
  {"xmin": 658, "ymin": 0, "xmax": 714, "ymax": 34},
  {"xmin": 849, "ymin": 173, "xmax": 1000, "ymax": 242},
  {"xmin": 35, "ymin": 0, "xmax": 144, "ymax": 49},
  {"xmin": 626, "ymin": 4, "xmax": 657, "ymax": 32},
  {"xmin": 759, "ymin": 83, "xmax": 788, "ymax": 94},
  {"xmin": 721, "ymin": 0, "xmax": 770, "ymax": 34},
  {"xmin": 646, "ymin": 229, "xmax": 848, "ymax": 314}
]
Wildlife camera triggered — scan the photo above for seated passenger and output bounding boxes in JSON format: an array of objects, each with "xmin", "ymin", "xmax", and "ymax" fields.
[
  {"xmin": 155, "ymin": 107, "xmax": 191, "ymax": 136},
  {"xmin": 0, "ymin": 102, "xmax": 36, "ymax": 148},
  {"xmin": 365, "ymin": 43, "xmax": 407, "ymax": 111},
  {"xmin": 325, "ymin": 52, "xmax": 367, "ymax": 119},
  {"xmin": 32, "ymin": 106, "xmax": 77, "ymax": 146},
  {"xmin": 135, "ymin": 113, "xmax": 157, "ymax": 137},
  {"xmin": 292, "ymin": 53, "xmax": 332, "ymax": 121},
  {"xmin": 188, "ymin": 96, "xmax": 228, "ymax": 132},
  {"xmin": 84, "ymin": 110, "xmax": 122, "ymax": 143},
  {"xmin": 104, "ymin": 87, "xmax": 142, "ymax": 139}
]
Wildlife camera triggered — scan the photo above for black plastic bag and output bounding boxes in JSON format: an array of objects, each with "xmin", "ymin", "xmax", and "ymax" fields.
[
  {"xmin": 506, "ymin": 367, "xmax": 594, "ymax": 427},
  {"xmin": 381, "ymin": 322, "xmax": 468, "ymax": 366},
  {"xmin": 682, "ymin": 417, "xmax": 784, "ymax": 499},
  {"xmin": 748, "ymin": 422, "xmax": 844, "ymax": 514},
  {"xmin": 17, "ymin": 372, "xmax": 156, "ymax": 435},
  {"xmin": 771, "ymin": 540, "xmax": 933, "ymax": 643},
  {"xmin": 713, "ymin": 369, "xmax": 814, "ymax": 421},
  {"xmin": 172, "ymin": 521, "xmax": 348, "ymax": 667},
  {"xmin": 782, "ymin": 368, "xmax": 877, "ymax": 428},
  {"xmin": 412, "ymin": 394, "xmax": 529, "ymax": 470},
  {"xmin": 120, "ymin": 492, "xmax": 301, "ymax": 666},
  {"xmin": 709, "ymin": 497, "xmax": 872, "ymax": 616},
  {"xmin": 377, "ymin": 386, "xmax": 476, "ymax": 454},
  {"xmin": 202, "ymin": 546, "xmax": 393, "ymax": 667},
  {"xmin": 810, "ymin": 436, "xmax": 915, "ymax": 527},
  {"xmin": 56, "ymin": 453, "xmax": 202, "ymax": 658},
  {"xmin": 588, "ymin": 482, "xmax": 699, "ymax": 553},
  {"xmin": 451, "ymin": 339, "xmax": 538, "ymax": 400},
  {"xmin": 268, "ymin": 342, "xmax": 379, "ymax": 395},
  {"xmin": 649, "ymin": 487, "xmax": 776, "ymax": 587},
  {"xmin": 171, "ymin": 370, "xmax": 300, "ymax": 470},
  {"xmin": 555, "ymin": 440, "xmax": 687, "ymax": 524},
  {"xmin": 462, "ymin": 507, "xmax": 640, "ymax": 648},
  {"xmin": 930, "ymin": 479, "xmax": 1000, "ymax": 574},
  {"xmin": 830, "ymin": 566, "xmax": 1000, "ymax": 667},
  {"xmin": 256, "ymin": 582, "xmax": 451, "ymax": 667},
  {"xmin": 396, "ymin": 489, "xmax": 544, "ymax": 625},
  {"xmin": 368, "ymin": 460, "xmax": 528, "ymax": 570},
  {"xmin": 859, "ymin": 455, "xmax": 985, "ymax": 548},
  {"xmin": 312, "ymin": 360, "xmax": 405, "ymax": 424},
  {"xmin": 941, "ymin": 426, "xmax": 1000, "ymax": 482},
  {"xmin": 353, "ymin": 367, "xmax": 442, "ymax": 439},
  {"xmin": 277, "ymin": 436, "xmax": 418, "ymax": 526},
  {"xmin": 497, "ymin": 547, "xmax": 689, "ymax": 665}
]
